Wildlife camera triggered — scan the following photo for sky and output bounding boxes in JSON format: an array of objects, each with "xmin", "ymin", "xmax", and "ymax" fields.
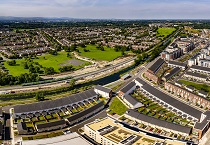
[{"xmin": 0, "ymin": 0, "xmax": 210, "ymax": 19}]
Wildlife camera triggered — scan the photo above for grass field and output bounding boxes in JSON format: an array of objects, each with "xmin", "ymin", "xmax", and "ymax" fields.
[
  {"xmin": 109, "ymin": 97, "xmax": 127, "ymax": 115},
  {"xmin": 4, "ymin": 51, "xmax": 90, "ymax": 76},
  {"xmin": 77, "ymin": 45, "xmax": 125, "ymax": 61},
  {"xmin": 157, "ymin": 27, "xmax": 176, "ymax": 39},
  {"xmin": 179, "ymin": 80, "xmax": 210, "ymax": 94}
]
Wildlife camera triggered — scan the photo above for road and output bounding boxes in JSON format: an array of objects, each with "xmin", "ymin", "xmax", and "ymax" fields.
[
  {"xmin": 0, "ymin": 57, "xmax": 135, "ymax": 92},
  {"xmin": 0, "ymin": 27, "xmax": 181, "ymax": 93}
]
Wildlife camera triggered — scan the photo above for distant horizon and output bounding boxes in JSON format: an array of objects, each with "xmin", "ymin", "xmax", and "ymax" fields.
[
  {"xmin": 0, "ymin": 16, "xmax": 210, "ymax": 21},
  {"xmin": 1, "ymin": 0, "xmax": 210, "ymax": 19}
]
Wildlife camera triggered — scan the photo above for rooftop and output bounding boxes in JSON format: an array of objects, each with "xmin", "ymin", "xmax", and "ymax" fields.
[
  {"xmin": 94, "ymin": 85, "xmax": 112, "ymax": 93},
  {"xmin": 191, "ymin": 65, "xmax": 210, "ymax": 72},
  {"xmin": 148, "ymin": 58, "xmax": 165, "ymax": 74},
  {"xmin": 22, "ymin": 132, "xmax": 91, "ymax": 145},
  {"xmin": 87, "ymin": 117, "xmax": 187, "ymax": 145},
  {"xmin": 120, "ymin": 82, "xmax": 136, "ymax": 94},
  {"xmin": 14, "ymin": 89, "xmax": 97, "ymax": 114},
  {"xmin": 168, "ymin": 61, "xmax": 187, "ymax": 67},
  {"xmin": 126, "ymin": 109, "xmax": 192, "ymax": 134},
  {"xmin": 136, "ymin": 78, "xmax": 202, "ymax": 119}
]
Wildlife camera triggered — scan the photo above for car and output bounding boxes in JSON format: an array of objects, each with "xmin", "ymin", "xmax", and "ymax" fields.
[{"xmin": 63, "ymin": 130, "xmax": 71, "ymax": 134}]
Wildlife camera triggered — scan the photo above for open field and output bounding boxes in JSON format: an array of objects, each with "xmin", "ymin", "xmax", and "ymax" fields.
[
  {"xmin": 77, "ymin": 45, "xmax": 126, "ymax": 61},
  {"xmin": 109, "ymin": 97, "xmax": 127, "ymax": 115},
  {"xmin": 4, "ymin": 51, "xmax": 90, "ymax": 76},
  {"xmin": 157, "ymin": 27, "xmax": 176, "ymax": 39},
  {"xmin": 179, "ymin": 80, "xmax": 210, "ymax": 94}
]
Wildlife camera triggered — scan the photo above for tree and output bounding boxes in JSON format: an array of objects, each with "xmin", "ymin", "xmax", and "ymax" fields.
[
  {"xmin": 69, "ymin": 79, "xmax": 76, "ymax": 87},
  {"xmin": 35, "ymin": 93, "xmax": 44, "ymax": 101},
  {"xmin": 7, "ymin": 60, "xmax": 16, "ymax": 66},
  {"xmin": 44, "ymin": 67, "xmax": 55, "ymax": 75}
]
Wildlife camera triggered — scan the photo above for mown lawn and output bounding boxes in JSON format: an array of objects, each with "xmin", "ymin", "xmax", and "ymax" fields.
[
  {"xmin": 77, "ymin": 45, "xmax": 125, "ymax": 61},
  {"xmin": 109, "ymin": 97, "xmax": 127, "ymax": 115},
  {"xmin": 157, "ymin": 27, "xmax": 176, "ymax": 39},
  {"xmin": 179, "ymin": 80, "xmax": 210, "ymax": 94},
  {"xmin": 4, "ymin": 51, "xmax": 89, "ymax": 76}
]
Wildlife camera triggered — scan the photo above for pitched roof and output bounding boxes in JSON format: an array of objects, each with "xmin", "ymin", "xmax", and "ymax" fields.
[
  {"xmin": 148, "ymin": 58, "xmax": 165, "ymax": 74},
  {"xmin": 67, "ymin": 101, "xmax": 104, "ymax": 122},
  {"xmin": 124, "ymin": 95, "xmax": 143, "ymax": 106},
  {"xmin": 126, "ymin": 109, "xmax": 192, "ymax": 134},
  {"xmin": 14, "ymin": 89, "xmax": 97, "ymax": 114},
  {"xmin": 185, "ymin": 71, "xmax": 208, "ymax": 79},
  {"xmin": 120, "ymin": 82, "xmax": 136, "ymax": 94},
  {"xmin": 137, "ymin": 78, "xmax": 202, "ymax": 119},
  {"xmin": 94, "ymin": 85, "xmax": 112, "ymax": 93},
  {"xmin": 36, "ymin": 119, "xmax": 66, "ymax": 130},
  {"xmin": 168, "ymin": 61, "xmax": 187, "ymax": 67},
  {"xmin": 191, "ymin": 65, "xmax": 210, "ymax": 72},
  {"xmin": 194, "ymin": 111, "xmax": 210, "ymax": 130},
  {"xmin": 164, "ymin": 67, "xmax": 181, "ymax": 80}
]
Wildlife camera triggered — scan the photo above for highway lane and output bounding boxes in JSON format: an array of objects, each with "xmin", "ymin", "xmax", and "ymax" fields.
[
  {"xmin": 0, "ymin": 57, "xmax": 136, "ymax": 92},
  {"xmin": 0, "ymin": 28, "xmax": 180, "ymax": 92}
]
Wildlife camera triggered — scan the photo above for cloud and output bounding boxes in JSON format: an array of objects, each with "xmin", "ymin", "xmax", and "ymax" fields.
[{"xmin": 0, "ymin": 0, "xmax": 210, "ymax": 19}]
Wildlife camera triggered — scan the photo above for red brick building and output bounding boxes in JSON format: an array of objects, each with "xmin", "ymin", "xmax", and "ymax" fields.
[
  {"xmin": 164, "ymin": 82, "xmax": 210, "ymax": 109},
  {"xmin": 144, "ymin": 71, "xmax": 161, "ymax": 84}
]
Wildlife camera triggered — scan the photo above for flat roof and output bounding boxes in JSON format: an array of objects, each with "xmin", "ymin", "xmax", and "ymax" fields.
[
  {"xmin": 148, "ymin": 58, "xmax": 165, "ymax": 74},
  {"xmin": 14, "ymin": 89, "xmax": 97, "ymax": 114},
  {"xmin": 94, "ymin": 85, "xmax": 112, "ymax": 93},
  {"xmin": 126, "ymin": 109, "xmax": 192, "ymax": 134},
  {"xmin": 22, "ymin": 132, "xmax": 91, "ymax": 145},
  {"xmin": 87, "ymin": 117, "xmax": 186, "ymax": 145},
  {"xmin": 136, "ymin": 78, "xmax": 202, "ymax": 119}
]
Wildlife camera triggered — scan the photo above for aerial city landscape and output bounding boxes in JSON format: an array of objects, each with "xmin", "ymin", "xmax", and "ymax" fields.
[{"xmin": 0, "ymin": 0, "xmax": 210, "ymax": 145}]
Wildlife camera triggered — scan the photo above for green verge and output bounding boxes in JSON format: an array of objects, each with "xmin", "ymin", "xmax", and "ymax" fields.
[
  {"xmin": 109, "ymin": 97, "xmax": 127, "ymax": 115},
  {"xmin": 157, "ymin": 27, "xmax": 176, "ymax": 39},
  {"xmin": 77, "ymin": 45, "xmax": 127, "ymax": 61},
  {"xmin": 4, "ymin": 51, "xmax": 90, "ymax": 76},
  {"xmin": 179, "ymin": 80, "xmax": 210, "ymax": 94}
]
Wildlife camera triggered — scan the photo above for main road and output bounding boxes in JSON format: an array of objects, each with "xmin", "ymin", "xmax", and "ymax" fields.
[
  {"xmin": 0, "ymin": 27, "xmax": 181, "ymax": 93},
  {"xmin": 0, "ymin": 57, "xmax": 136, "ymax": 92}
]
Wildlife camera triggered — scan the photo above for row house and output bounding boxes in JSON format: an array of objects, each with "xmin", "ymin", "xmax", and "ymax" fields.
[
  {"xmin": 144, "ymin": 71, "xmax": 161, "ymax": 84},
  {"xmin": 164, "ymin": 82, "xmax": 210, "ymax": 109}
]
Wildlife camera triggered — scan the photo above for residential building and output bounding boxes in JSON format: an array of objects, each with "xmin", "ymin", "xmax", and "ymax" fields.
[
  {"xmin": 118, "ymin": 82, "xmax": 136, "ymax": 97},
  {"xmin": 161, "ymin": 46, "xmax": 183, "ymax": 61},
  {"xmin": 125, "ymin": 109, "xmax": 192, "ymax": 136},
  {"xmin": 123, "ymin": 94, "xmax": 144, "ymax": 109},
  {"xmin": 148, "ymin": 58, "xmax": 165, "ymax": 74},
  {"xmin": 84, "ymin": 117, "xmax": 187, "ymax": 145},
  {"xmin": 164, "ymin": 82, "xmax": 210, "ymax": 109},
  {"xmin": 36, "ymin": 120, "xmax": 67, "ymax": 133},
  {"xmin": 94, "ymin": 85, "xmax": 112, "ymax": 98},
  {"xmin": 135, "ymin": 78, "xmax": 203, "ymax": 122},
  {"xmin": 168, "ymin": 61, "xmax": 187, "ymax": 70},
  {"xmin": 163, "ymin": 67, "xmax": 181, "ymax": 81},
  {"xmin": 190, "ymin": 65, "xmax": 210, "ymax": 75},
  {"xmin": 184, "ymin": 71, "xmax": 208, "ymax": 82},
  {"xmin": 17, "ymin": 122, "xmax": 29, "ymax": 135},
  {"xmin": 67, "ymin": 101, "xmax": 104, "ymax": 126}
]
